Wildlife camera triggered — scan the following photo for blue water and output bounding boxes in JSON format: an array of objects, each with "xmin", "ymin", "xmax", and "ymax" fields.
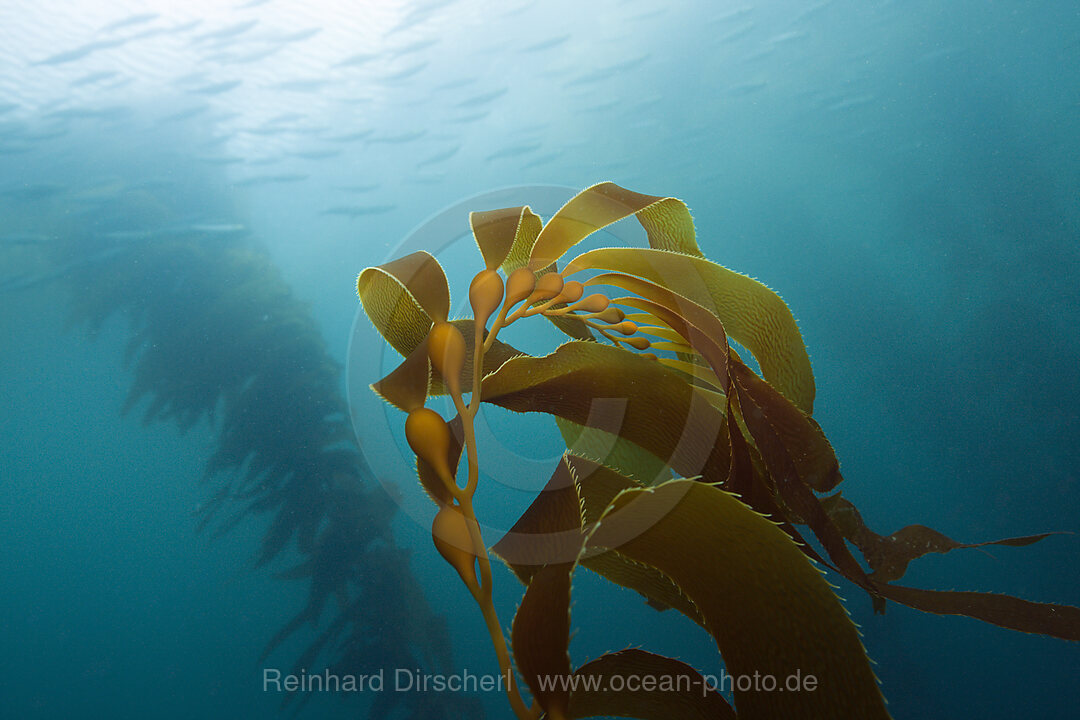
[{"xmin": 1, "ymin": 1, "xmax": 1078, "ymax": 718}]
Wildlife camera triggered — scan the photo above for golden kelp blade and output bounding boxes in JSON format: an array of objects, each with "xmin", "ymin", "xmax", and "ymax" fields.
[
  {"xmin": 587, "ymin": 480, "xmax": 890, "ymax": 720},
  {"xmin": 370, "ymin": 336, "xmax": 431, "ymax": 412},
  {"xmin": 494, "ymin": 456, "xmax": 703, "ymax": 627},
  {"xmin": 527, "ymin": 181, "xmax": 701, "ymax": 272},
  {"xmin": 492, "ymin": 455, "xmax": 587, "ymax": 582},
  {"xmin": 500, "ymin": 459, "xmax": 732, "ymax": 719},
  {"xmin": 555, "ymin": 415, "xmax": 675, "ymax": 486},
  {"xmin": 469, "ymin": 205, "xmax": 543, "ymax": 273},
  {"xmin": 480, "ymin": 341, "xmax": 730, "ymax": 482},
  {"xmin": 565, "ymin": 246, "xmax": 816, "ymax": 413},
  {"xmin": 357, "ymin": 251, "xmax": 450, "ymax": 356}
]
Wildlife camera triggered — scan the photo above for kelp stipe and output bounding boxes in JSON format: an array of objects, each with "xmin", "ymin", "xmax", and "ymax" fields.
[{"xmin": 359, "ymin": 182, "xmax": 1080, "ymax": 719}]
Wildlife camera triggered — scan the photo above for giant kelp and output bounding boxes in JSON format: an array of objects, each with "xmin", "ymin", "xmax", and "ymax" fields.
[
  {"xmin": 358, "ymin": 182, "xmax": 1080, "ymax": 719},
  {"xmin": 3, "ymin": 180, "xmax": 474, "ymax": 717}
]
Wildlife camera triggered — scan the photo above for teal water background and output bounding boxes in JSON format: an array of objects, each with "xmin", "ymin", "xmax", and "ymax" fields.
[{"xmin": 1, "ymin": 1, "xmax": 1078, "ymax": 718}]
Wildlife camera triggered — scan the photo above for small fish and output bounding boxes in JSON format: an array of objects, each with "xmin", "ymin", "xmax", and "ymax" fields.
[
  {"xmin": 432, "ymin": 77, "xmax": 474, "ymax": 92},
  {"xmin": 767, "ymin": 30, "xmax": 808, "ymax": 45},
  {"xmin": 122, "ymin": 26, "xmax": 168, "ymax": 43},
  {"xmin": 192, "ymin": 20, "xmax": 258, "ymax": 44},
  {"xmin": 457, "ymin": 87, "xmax": 508, "ymax": 108},
  {"xmin": 34, "ymin": 38, "xmax": 126, "ymax": 65},
  {"xmin": 196, "ymin": 155, "xmax": 244, "ymax": 165},
  {"xmin": 368, "ymin": 130, "xmax": 426, "ymax": 144},
  {"xmin": 377, "ymin": 61, "xmax": 429, "ymax": 82},
  {"xmin": 446, "ymin": 110, "xmax": 490, "ymax": 125},
  {"xmin": 709, "ymin": 6, "xmax": 754, "ymax": 24},
  {"xmin": 582, "ymin": 99, "xmax": 619, "ymax": 114},
  {"xmin": 46, "ymin": 106, "xmax": 130, "ymax": 121},
  {"xmin": 71, "ymin": 71, "xmax": 120, "ymax": 87},
  {"xmin": 99, "ymin": 223, "xmax": 248, "ymax": 242},
  {"xmin": 522, "ymin": 34, "xmax": 570, "ymax": 53},
  {"xmin": 485, "ymin": 142, "xmax": 542, "ymax": 161},
  {"xmin": 417, "ymin": 145, "xmax": 461, "ymax": 168},
  {"xmin": 720, "ymin": 22, "xmax": 757, "ymax": 43},
  {"xmin": 186, "ymin": 223, "xmax": 248, "ymax": 235},
  {"xmin": 326, "ymin": 129, "xmax": 374, "ymax": 143},
  {"xmin": 275, "ymin": 27, "xmax": 322, "ymax": 44},
  {"xmin": 406, "ymin": 173, "xmax": 445, "ymax": 185},
  {"xmin": 208, "ymin": 45, "xmax": 283, "ymax": 65},
  {"xmin": 388, "ymin": 37, "xmax": 439, "ymax": 57},
  {"xmin": 266, "ymin": 112, "xmax": 305, "ymax": 125},
  {"xmin": 336, "ymin": 183, "xmax": 380, "ymax": 194},
  {"xmin": 335, "ymin": 52, "xmax": 377, "ymax": 67},
  {"xmin": 321, "ymin": 204, "xmax": 397, "ymax": 217},
  {"xmin": 288, "ymin": 148, "xmax": 342, "ymax": 160},
  {"xmin": 274, "ymin": 79, "xmax": 331, "ymax": 93},
  {"xmin": 826, "ymin": 94, "xmax": 877, "ymax": 112},
  {"xmin": 728, "ymin": 80, "xmax": 767, "ymax": 96},
  {"xmin": 233, "ymin": 173, "xmax": 309, "ymax": 187},
  {"xmin": 165, "ymin": 20, "xmax": 203, "ymax": 35},
  {"xmin": 791, "ymin": 0, "xmax": 834, "ymax": 24},
  {"xmin": 161, "ymin": 105, "xmax": 210, "ymax": 123},
  {"xmin": 739, "ymin": 46, "xmax": 776, "ymax": 64},
  {"xmin": 191, "ymin": 80, "xmax": 242, "ymax": 95},
  {"xmin": 336, "ymin": 95, "xmax": 374, "ymax": 106},
  {"xmin": 100, "ymin": 12, "xmax": 159, "ymax": 33}
]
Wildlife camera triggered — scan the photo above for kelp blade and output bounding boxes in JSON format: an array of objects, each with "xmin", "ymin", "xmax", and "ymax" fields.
[
  {"xmin": 480, "ymin": 341, "xmax": 730, "ymax": 483},
  {"xmin": 567, "ymin": 649, "xmax": 735, "ymax": 720},
  {"xmin": 357, "ymin": 250, "xmax": 450, "ymax": 356},
  {"xmin": 501, "ymin": 460, "xmax": 731, "ymax": 719},
  {"xmin": 469, "ymin": 205, "xmax": 544, "ymax": 274},
  {"xmin": 528, "ymin": 181, "xmax": 702, "ymax": 271},
  {"xmin": 586, "ymin": 479, "xmax": 890, "ymax": 719},
  {"xmin": 565, "ymin": 246, "xmax": 815, "ymax": 413}
]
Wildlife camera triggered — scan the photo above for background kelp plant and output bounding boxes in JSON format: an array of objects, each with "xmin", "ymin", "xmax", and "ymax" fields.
[
  {"xmin": 0, "ymin": 130, "xmax": 479, "ymax": 718},
  {"xmin": 357, "ymin": 182, "xmax": 1080, "ymax": 719}
]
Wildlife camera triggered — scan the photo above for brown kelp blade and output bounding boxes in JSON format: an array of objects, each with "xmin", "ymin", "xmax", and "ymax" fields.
[
  {"xmin": 370, "ymin": 335, "xmax": 431, "ymax": 412},
  {"xmin": 493, "ymin": 455, "xmax": 703, "ymax": 625},
  {"xmin": 823, "ymin": 492, "xmax": 1059, "ymax": 583},
  {"xmin": 469, "ymin": 205, "xmax": 543, "ymax": 273},
  {"xmin": 492, "ymin": 456, "xmax": 587, "ymax": 583},
  {"xmin": 511, "ymin": 561, "xmax": 575, "ymax": 718},
  {"xmin": 357, "ymin": 250, "xmax": 450, "ymax": 356},
  {"xmin": 565, "ymin": 246, "xmax": 815, "ymax": 413},
  {"xmin": 875, "ymin": 583, "xmax": 1080, "ymax": 641},
  {"xmin": 730, "ymin": 354, "xmax": 840, "ymax": 492},
  {"xmin": 732, "ymin": 362, "xmax": 876, "ymax": 595},
  {"xmin": 501, "ymin": 457, "xmax": 583, "ymax": 716},
  {"xmin": 500, "ymin": 460, "xmax": 887, "ymax": 717},
  {"xmin": 501, "ymin": 461, "xmax": 731, "ymax": 719},
  {"xmin": 555, "ymin": 416, "xmax": 674, "ymax": 487},
  {"xmin": 480, "ymin": 341, "xmax": 730, "ymax": 484},
  {"xmin": 370, "ymin": 319, "xmax": 523, "ymax": 409},
  {"xmin": 527, "ymin": 181, "xmax": 702, "ymax": 272},
  {"xmin": 588, "ymin": 274, "xmax": 733, "ymax": 394},
  {"xmin": 585, "ymin": 479, "xmax": 890, "ymax": 719},
  {"xmin": 566, "ymin": 649, "xmax": 735, "ymax": 720}
]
